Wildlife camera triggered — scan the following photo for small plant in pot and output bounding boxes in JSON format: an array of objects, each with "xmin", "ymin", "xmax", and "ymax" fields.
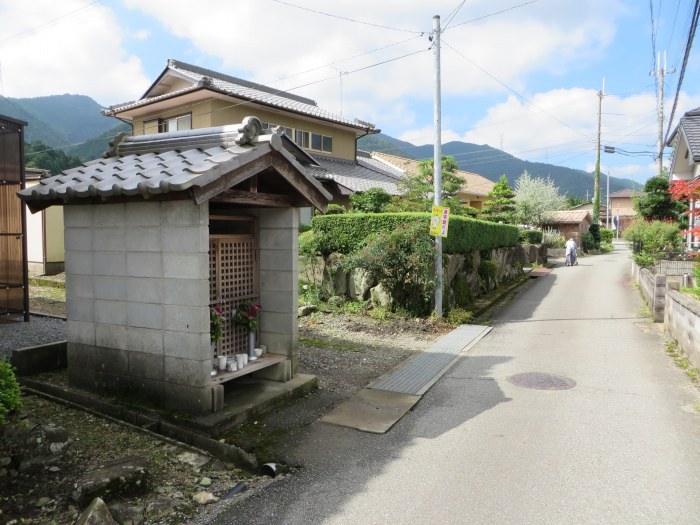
[{"xmin": 234, "ymin": 302, "xmax": 262, "ymax": 359}]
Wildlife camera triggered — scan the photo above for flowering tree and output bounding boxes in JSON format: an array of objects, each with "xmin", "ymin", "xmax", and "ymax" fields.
[{"xmin": 513, "ymin": 171, "xmax": 567, "ymax": 226}]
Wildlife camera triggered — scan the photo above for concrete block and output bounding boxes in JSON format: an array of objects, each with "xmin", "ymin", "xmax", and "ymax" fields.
[
  {"xmin": 95, "ymin": 324, "xmax": 128, "ymax": 350},
  {"xmin": 94, "ymin": 345, "xmax": 130, "ymax": 375},
  {"xmin": 259, "ymin": 228, "xmax": 294, "ymax": 250},
  {"xmin": 163, "ymin": 253, "xmax": 208, "ymax": 279},
  {"xmin": 94, "ymin": 300, "xmax": 128, "ymax": 326},
  {"xmin": 93, "ymin": 252, "xmax": 126, "ymax": 276},
  {"xmin": 259, "ymin": 207, "xmax": 298, "ymax": 229},
  {"xmin": 260, "ymin": 269, "xmax": 297, "ymax": 292},
  {"xmin": 94, "ymin": 276, "xmax": 128, "ymax": 301},
  {"xmin": 259, "ymin": 290, "xmax": 298, "ymax": 315},
  {"xmin": 252, "ymin": 360, "xmax": 292, "ymax": 382},
  {"xmin": 260, "ymin": 248, "xmax": 298, "ymax": 272},
  {"xmin": 65, "ymin": 251, "xmax": 93, "ymax": 275},
  {"xmin": 93, "ymin": 203, "xmax": 126, "ymax": 227},
  {"xmin": 161, "ymin": 383, "xmax": 212, "ymax": 414},
  {"xmin": 163, "ymin": 200, "xmax": 206, "ymax": 226},
  {"xmin": 64, "ymin": 228, "xmax": 93, "ymax": 251},
  {"xmin": 127, "ymin": 277, "xmax": 163, "ymax": 304},
  {"xmin": 127, "ymin": 327, "xmax": 164, "ymax": 355},
  {"xmin": 67, "ymin": 342, "xmax": 97, "ymax": 369},
  {"xmin": 164, "ymin": 304, "xmax": 208, "ymax": 333},
  {"xmin": 259, "ymin": 311, "xmax": 295, "ymax": 335},
  {"xmin": 11, "ymin": 341, "xmax": 67, "ymax": 376},
  {"xmin": 93, "ymin": 227, "xmax": 126, "ymax": 252},
  {"xmin": 126, "ymin": 227, "xmax": 161, "ymax": 252},
  {"xmin": 163, "ymin": 278, "xmax": 209, "ymax": 306},
  {"xmin": 163, "ymin": 331, "xmax": 209, "ymax": 360},
  {"xmin": 164, "ymin": 356, "xmax": 211, "ymax": 387},
  {"xmin": 66, "ymin": 274, "xmax": 94, "ymax": 299},
  {"xmin": 67, "ymin": 320, "xmax": 96, "ymax": 346},
  {"xmin": 211, "ymin": 384, "xmax": 225, "ymax": 412},
  {"xmin": 126, "ymin": 202, "xmax": 162, "ymax": 227},
  {"xmin": 162, "ymin": 226, "xmax": 208, "ymax": 252},
  {"xmin": 127, "ymin": 302, "xmax": 163, "ymax": 330},
  {"xmin": 64, "ymin": 205, "xmax": 93, "ymax": 228},
  {"xmin": 126, "ymin": 252, "xmax": 163, "ymax": 278},
  {"xmin": 258, "ymin": 332, "xmax": 296, "ymax": 358},
  {"xmin": 128, "ymin": 351, "xmax": 164, "ymax": 381},
  {"xmin": 66, "ymin": 297, "xmax": 95, "ymax": 323}
]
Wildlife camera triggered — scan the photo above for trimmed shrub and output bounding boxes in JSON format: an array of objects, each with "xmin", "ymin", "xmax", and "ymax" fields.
[
  {"xmin": 0, "ymin": 360, "xmax": 21, "ymax": 425},
  {"xmin": 312, "ymin": 213, "xmax": 519, "ymax": 256},
  {"xmin": 599, "ymin": 228, "xmax": 614, "ymax": 244},
  {"xmin": 345, "ymin": 221, "xmax": 436, "ymax": 315},
  {"xmin": 350, "ymin": 188, "xmax": 392, "ymax": 213},
  {"xmin": 623, "ymin": 219, "xmax": 683, "ymax": 255},
  {"xmin": 519, "ymin": 229, "xmax": 543, "ymax": 244},
  {"xmin": 589, "ymin": 223, "xmax": 601, "ymax": 248},
  {"xmin": 324, "ymin": 203, "xmax": 346, "ymax": 215},
  {"xmin": 581, "ymin": 232, "xmax": 596, "ymax": 252}
]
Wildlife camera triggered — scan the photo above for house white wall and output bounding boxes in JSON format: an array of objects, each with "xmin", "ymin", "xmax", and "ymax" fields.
[{"xmin": 64, "ymin": 200, "xmax": 214, "ymax": 412}]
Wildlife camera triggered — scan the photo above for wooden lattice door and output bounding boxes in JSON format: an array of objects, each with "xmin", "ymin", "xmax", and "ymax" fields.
[{"xmin": 209, "ymin": 222, "xmax": 257, "ymax": 358}]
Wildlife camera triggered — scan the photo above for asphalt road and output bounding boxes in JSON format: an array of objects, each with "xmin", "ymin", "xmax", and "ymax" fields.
[{"xmin": 214, "ymin": 244, "xmax": 700, "ymax": 525}]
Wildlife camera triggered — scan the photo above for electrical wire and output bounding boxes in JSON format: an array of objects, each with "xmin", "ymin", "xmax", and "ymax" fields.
[
  {"xmin": 268, "ymin": 0, "xmax": 423, "ymax": 34},
  {"xmin": 442, "ymin": 0, "xmax": 469, "ymax": 31},
  {"xmin": 445, "ymin": 0, "xmax": 538, "ymax": 29}
]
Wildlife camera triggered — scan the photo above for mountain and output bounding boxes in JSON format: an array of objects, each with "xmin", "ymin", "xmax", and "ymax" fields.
[
  {"xmin": 359, "ymin": 133, "xmax": 643, "ymax": 199},
  {"xmin": 0, "ymin": 94, "xmax": 127, "ymax": 161}
]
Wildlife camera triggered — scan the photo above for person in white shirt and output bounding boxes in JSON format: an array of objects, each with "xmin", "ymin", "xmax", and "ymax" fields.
[{"xmin": 565, "ymin": 237, "xmax": 578, "ymax": 266}]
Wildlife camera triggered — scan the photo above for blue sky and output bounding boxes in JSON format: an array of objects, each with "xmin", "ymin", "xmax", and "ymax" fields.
[{"xmin": 1, "ymin": 0, "xmax": 698, "ymax": 185}]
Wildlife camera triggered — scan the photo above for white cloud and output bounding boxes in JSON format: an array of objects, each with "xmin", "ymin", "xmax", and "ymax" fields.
[{"xmin": 0, "ymin": 0, "xmax": 150, "ymax": 105}]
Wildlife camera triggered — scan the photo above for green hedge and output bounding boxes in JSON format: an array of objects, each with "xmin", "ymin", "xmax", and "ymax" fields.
[
  {"xmin": 519, "ymin": 229, "xmax": 543, "ymax": 244},
  {"xmin": 312, "ymin": 212, "xmax": 519, "ymax": 255}
]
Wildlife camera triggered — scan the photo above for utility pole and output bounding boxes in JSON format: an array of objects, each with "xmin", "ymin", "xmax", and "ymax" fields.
[
  {"xmin": 432, "ymin": 14, "xmax": 443, "ymax": 318},
  {"xmin": 606, "ymin": 168, "xmax": 610, "ymax": 229},
  {"xmin": 593, "ymin": 79, "xmax": 605, "ymax": 224},
  {"xmin": 650, "ymin": 52, "xmax": 675, "ymax": 178}
]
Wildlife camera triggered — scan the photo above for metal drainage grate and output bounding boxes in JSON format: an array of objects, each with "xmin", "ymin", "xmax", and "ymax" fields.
[{"xmin": 507, "ymin": 372, "xmax": 576, "ymax": 390}]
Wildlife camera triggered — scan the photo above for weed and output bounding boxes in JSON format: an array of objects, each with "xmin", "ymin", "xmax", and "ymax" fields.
[
  {"xmin": 665, "ymin": 339, "xmax": 699, "ymax": 385},
  {"xmin": 299, "ymin": 337, "xmax": 361, "ymax": 352}
]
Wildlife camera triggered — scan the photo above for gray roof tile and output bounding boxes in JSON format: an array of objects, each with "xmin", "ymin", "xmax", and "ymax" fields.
[{"xmin": 307, "ymin": 155, "xmax": 403, "ymax": 195}]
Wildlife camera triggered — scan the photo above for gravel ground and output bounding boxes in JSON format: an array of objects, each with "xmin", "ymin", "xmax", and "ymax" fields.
[
  {"xmin": 0, "ymin": 315, "xmax": 67, "ymax": 358},
  {"xmin": 1, "ymin": 307, "xmax": 452, "ymax": 524}
]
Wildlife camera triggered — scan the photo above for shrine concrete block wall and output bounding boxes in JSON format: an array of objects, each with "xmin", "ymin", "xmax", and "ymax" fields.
[{"xmin": 63, "ymin": 200, "xmax": 213, "ymax": 413}]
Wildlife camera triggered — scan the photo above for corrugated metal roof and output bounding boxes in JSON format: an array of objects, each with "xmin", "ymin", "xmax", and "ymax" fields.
[
  {"xmin": 104, "ymin": 59, "xmax": 377, "ymax": 133},
  {"xmin": 18, "ymin": 118, "xmax": 331, "ymax": 211}
]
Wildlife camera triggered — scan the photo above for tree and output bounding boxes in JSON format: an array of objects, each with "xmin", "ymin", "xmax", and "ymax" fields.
[
  {"xmin": 395, "ymin": 156, "xmax": 465, "ymax": 214},
  {"xmin": 25, "ymin": 141, "xmax": 82, "ymax": 175},
  {"xmin": 635, "ymin": 174, "xmax": 687, "ymax": 222},
  {"xmin": 669, "ymin": 178, "xmax": 700, "ymax": 239},
  {"xmin": 566, "ymin": 195, "xmax": 586, "ymax": 208},
  {"xmin": 481, "ymin": 175, "xmax": 516, "ymax": 223},
  {"xmin": 350, "ymin": 187, "xmax": 392, "ymax": 213},
  {"xmin": 513, "ymin": 171, "xmax": 567, "ymax": 226}
]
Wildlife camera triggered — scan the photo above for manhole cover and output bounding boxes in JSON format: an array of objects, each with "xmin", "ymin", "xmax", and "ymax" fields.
[{"xmin": 507, "ymin": 372, "xmax": 576, "ymax": 390}]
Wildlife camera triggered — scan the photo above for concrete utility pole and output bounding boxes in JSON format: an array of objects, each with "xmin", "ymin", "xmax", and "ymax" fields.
[
  {"xmin": 650, "ymin": 52, "xmax": 675, "ymax": 178},
  {"xmin": 432, "ymin": 14, "xmax": 443, "ymax": 317},
  {"xmin": 593, "ymin": 79, "xmax": 605, "ymax": 224}
]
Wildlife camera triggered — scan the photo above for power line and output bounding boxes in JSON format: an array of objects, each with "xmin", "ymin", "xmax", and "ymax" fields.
[
  {"xmin": 442, "ymin": 39, "xmax": 590, "ymax": 140},
  {"xmin": 664, "ymin": 0, "xmax": 700, "ymax": 143},
  {"xmin": 442, "ymin": 0, "xmax": 469, "ymax": 31},
  {"xmin": 268, "ymin": 0, "xmax": 423, "ymax": 34},
  {"xmin": 446, "ymin": 0, "xmax": 538, "ymax": 29}
]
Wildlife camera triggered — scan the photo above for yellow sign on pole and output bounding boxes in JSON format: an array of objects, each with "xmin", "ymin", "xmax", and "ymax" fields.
[{"xmin": 430, "ymin": 205, "xmax": 450, "ymax": 237}]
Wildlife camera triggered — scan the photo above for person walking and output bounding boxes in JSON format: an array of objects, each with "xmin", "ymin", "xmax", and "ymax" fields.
[{"xmin": 565, "ymin": 237, "xmax": 578, "ymax": 266}]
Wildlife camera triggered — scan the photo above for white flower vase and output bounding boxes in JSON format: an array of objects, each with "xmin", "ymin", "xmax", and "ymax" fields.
[
  {"xmin": 211, "ymin": 342, "xmax": 217, "ymax": 376},
  {"xmin": 248, "ymin": 332, "xmax": 257, "ymax": 360}
]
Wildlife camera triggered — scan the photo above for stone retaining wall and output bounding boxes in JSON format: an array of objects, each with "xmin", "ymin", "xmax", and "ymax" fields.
[{"xmin": 665, "ymin": 288, "xmax": 700, "ymax": 369}]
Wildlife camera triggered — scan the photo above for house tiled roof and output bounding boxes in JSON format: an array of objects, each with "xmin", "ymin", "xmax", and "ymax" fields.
[
  {"xmin": 307, "ymin": 153, "xmax": 403, "ymax": 195},
  {"xmin": 609, "ymin": 189, "xmax": 644, "ymax": 198},
  {"xmin": 104, "ymin": 59, "xmax": 378, "ymax": 133},
  {"xmin": 667, "ymin": 106, "xmax": 700, "ymax": 162},
  {"xmin": 369, "ymin": 151, "xmax": 495, "ymax": 196},
  {"xmin": 18, "ymin": 117, "xmax": 331, "ymax": 212},
  {"xmin": 547, "ymin": 210, "xmax": 592, "ymax": 224}
]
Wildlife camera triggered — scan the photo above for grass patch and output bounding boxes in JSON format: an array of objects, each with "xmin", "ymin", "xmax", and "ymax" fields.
[
  {"xmin": 299, "ymin": 337, "xmax": 362, "ymax": 352},
  {"xmin": 665, "ymin": 339, "xmax": 699, "ymax": 385}
]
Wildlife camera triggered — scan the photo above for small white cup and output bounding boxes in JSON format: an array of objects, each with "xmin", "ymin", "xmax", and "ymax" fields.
[
  {"xmin": 236, "ymin": 354, "xmax": 246, "ymax": 368},
  {"xmin": 254, "ymin": 348, "xmax": 263, "ymax": 358},
  {"xmin": 226, "ymin": 360, "xmax": 237, "ymax": 372},
  {"xmin": 218, "ymin": 355, "xmax": 227, "ymax": 370}
]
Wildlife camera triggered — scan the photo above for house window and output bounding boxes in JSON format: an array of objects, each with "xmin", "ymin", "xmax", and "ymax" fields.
[
  {"xmin": 160, "ymin": 114, "xmax": 192, "ymax": 132},
  {"xmin": 295, "ymin": 130, "xmax": 309, "ymax": 148},
  {"xmin": 311, "ymin": 132, "xmax": 333, "ymax": 153}
]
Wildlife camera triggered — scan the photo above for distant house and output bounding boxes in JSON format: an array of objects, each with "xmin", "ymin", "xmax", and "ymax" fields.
[
  {"xmin": 25, "ymin": 168, "xmax": 64, "ymax": 275},
  {"xmin": 666, "ymin": 106, "xmax": 700, "ymax": 249},
  {"xmin": 546, "ymin": 210, "xmax": 593, "ymax": 246},
  {"xmin": 572, "ymin": 189, "xmax": 642, "ymax": 234},
  {"xmin": 369, "ymin": 151, "xmax": 496, "ymax": 210}
]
